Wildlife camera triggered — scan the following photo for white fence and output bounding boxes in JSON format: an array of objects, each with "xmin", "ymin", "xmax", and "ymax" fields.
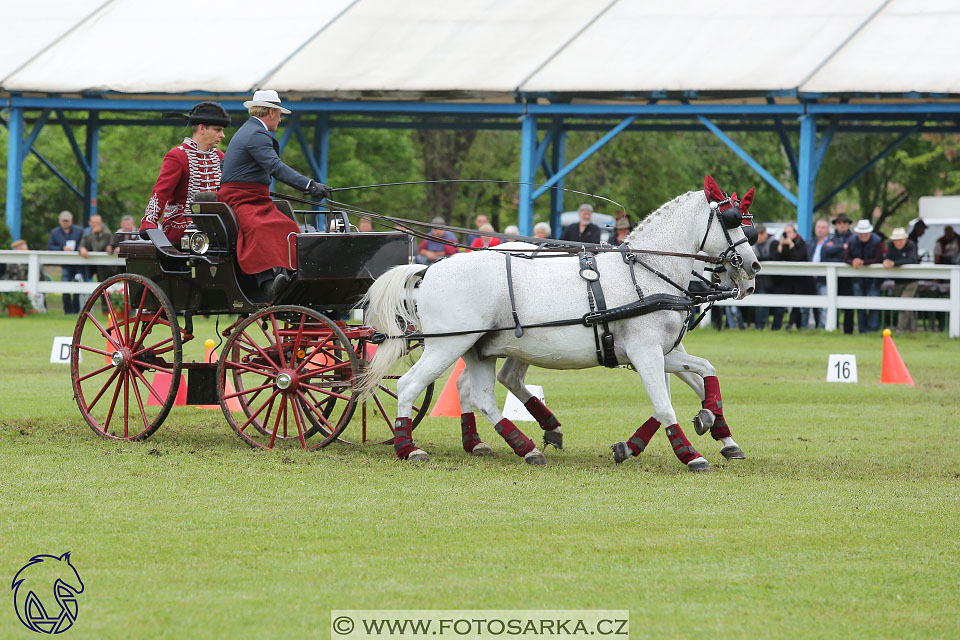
[
  {"xmin": 715, "ymin": 262, "xmax": 959, "ymax": 338},
  {"xmin": 2, "ymin": 250, "xmax": 958, "ymax": 337}
]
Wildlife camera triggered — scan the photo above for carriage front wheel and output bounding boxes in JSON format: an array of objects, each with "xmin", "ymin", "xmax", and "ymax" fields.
[
  {"xmin": 217, "ymin": 305, "xmax": 360, "ymax": 450},
  {"xmin": 70, "ymin": 273, "xmax": 183, "ymax": 441}
]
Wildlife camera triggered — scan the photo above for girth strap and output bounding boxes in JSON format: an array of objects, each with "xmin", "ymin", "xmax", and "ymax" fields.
[
  {"xmin": 579, "ymin": 251, "xmax": 618, "ymax": 368},
  {"xmin": 504, "ymin": 252, "xmax": 524, "ymax": 338}
]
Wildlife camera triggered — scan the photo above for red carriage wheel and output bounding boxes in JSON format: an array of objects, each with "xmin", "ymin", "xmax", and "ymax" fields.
[
  {"xmin": 356, "ymin": 339, "xmax": 434, "ymax": 445},
  {"xmin": 71, "ymin": 273, "xmax": 182, "ymax": 441},
  {"xmin": 217, "ymin": 305, "xmax": 359, "ymax": 450}
]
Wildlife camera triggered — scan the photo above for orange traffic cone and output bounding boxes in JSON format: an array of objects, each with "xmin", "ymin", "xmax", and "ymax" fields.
[
  {"xmin": 147, "ymin": 371, "xmax": 187, "ymax": 406},
  {"xmin": 197, "ymin": 339, "xmax": 242, "ymax": 411},
  {"xmin": 881, "ymin": 329, "xmax": 914, "ymax": 386},
  {"xmin": 428, "ymin": 358, "xmax": 466, "ymax": 418}
]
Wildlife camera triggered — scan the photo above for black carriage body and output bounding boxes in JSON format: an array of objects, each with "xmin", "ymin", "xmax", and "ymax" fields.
[
  {"xmin": 117, "ymin": 200, "xmax": 411, "ymax": 314},
  {"xmin": 282, "ymin": 233, "xmax": 410, "ymax": 310}
]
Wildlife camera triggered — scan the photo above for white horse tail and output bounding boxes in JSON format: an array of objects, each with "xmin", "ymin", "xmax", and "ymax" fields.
[{"xmin": 358, "ymin": 264, "xmax": 427, "ymax": 397}]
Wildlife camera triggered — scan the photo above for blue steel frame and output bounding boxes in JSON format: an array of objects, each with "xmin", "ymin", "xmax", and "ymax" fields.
[{"xmin": 5, "ymin": 95, "xmax": 960, "ymax": 240}]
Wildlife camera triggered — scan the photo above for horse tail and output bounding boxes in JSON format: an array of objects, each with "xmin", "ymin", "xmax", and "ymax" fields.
[{"xmin": 358, "ymin": 264, "xmax": 427, "ymax": 397}]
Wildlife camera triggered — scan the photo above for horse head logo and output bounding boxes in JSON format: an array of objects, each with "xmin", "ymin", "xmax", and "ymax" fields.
[{"xmin": 11, "ymin": 552, "xmax": 84, "ymax": 634}]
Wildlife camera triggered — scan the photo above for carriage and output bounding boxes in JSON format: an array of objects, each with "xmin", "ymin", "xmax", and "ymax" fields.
[{"xmin": 69, "ymin": 194, "xmax": 434, "ymax": 450}]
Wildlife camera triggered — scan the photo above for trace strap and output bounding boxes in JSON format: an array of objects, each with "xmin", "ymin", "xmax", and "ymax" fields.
[{"xmin": 579, "ymin": 251, "xmax": 618, "ymax": 368}]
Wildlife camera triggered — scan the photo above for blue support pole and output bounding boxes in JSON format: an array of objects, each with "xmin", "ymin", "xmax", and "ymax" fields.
[
  {"xmin": 5, "ymin": 107, "xmax": 24, "ymax": 240},
  {"xmin": 518, "ymin": 114, "xmax": 538, "ymax": 236},
  {"xmin": 532, "ymin": 115, "xmax": 636, "ymax": 200},
  {"xmin": 698, "ymin": 116, "xmax": 798, "ymax": 206},
  {"xmin": 83, "ymin": 112, "xmax": 100, "ymax": 222},
  {"xmin": 313, "ymin": 115, "xmax": 330, "ymax": 224},
  {"xmin": 814, "ymin": 117, "xmax": 837, "ymax": 173},
  {"xmin": 797, "ymin": 114, "xmax": 817, "ymax": 238},
  {"xmin": 549, "ymin": 119, "xmax": 566, "ymax": 238}
]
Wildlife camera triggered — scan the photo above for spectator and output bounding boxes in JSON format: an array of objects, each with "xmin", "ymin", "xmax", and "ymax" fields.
[
  {"xmin": 357, "ymin": 217, "xmax": 374, "ymax": 233},
  {"xmin": 47, "ymin": 210, "xmax": 84, "ymax": 314},
  {"xmin": 469, "ymin": 223, "xmax": 501, "ymax": 250},
  {"xmin": 467, "ymin": 214, "xmax": 492, "ymax": 245},
  {"xmin": 112, "ymin": 215, "xmax": 136, "ymax": 245},
  {"xmin": 417, "ymin": 216, "xmax": 458, "ymax": 264},
  {"xmin": 532, "ymin": 222, "xmax": 551, "ymax": 239},
  {"xmin": 822, "ymin": 212, "xmax": 856, "ymax": 334},
  {"xmin": 774, "ymin": 224, "xmax": 815, "ymax": 331},
  {"xmin": 802, "ymin": 219, "xmax": 831, "ymax": 329},
  {"xmin": 610, "ymin": 217, "xmax": 631, "ymax": 246},
  {"xmin": 883, "ymin": 227, "xmax": 920, "ymax": 332},
  {"xmin": 753, "ymin": 224, "xmax": 782, "ymax": 330},
  {"xmin": 724, "ymin": 304, "xmax": 745, "ymax": 330},
  {"xmin": 560, "ymin": 204, "xmax": 601, "ymax": 244},
  {"xmin": 844, "ymin": 219, "xmax": 885, "ymax": 333},
  {"xmin": 79, "ymin": 214, "xmax": 115, "ymax": 283},
  {"xmin": 503, "ymin": 225, "xmax": 520, "ymax": 237},
  {"xmin": 5, "ymin": 239, "xmax": 29, "ymax": 281},
  {"xmin": 934, "ymin": 225, "xmax": 960, "ymax": 265},
  {"xmin": 908, "ymin": 219, "xmax": 926, "ymax": 246},
  {"xmin": 613, "ymin": 209, "xmax": 632, "ymax": 231}
]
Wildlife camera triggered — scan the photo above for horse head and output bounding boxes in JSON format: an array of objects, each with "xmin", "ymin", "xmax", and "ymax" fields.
[{"xmin": 701, "ymin": 175, "xmax": 761, "ymax": 283}]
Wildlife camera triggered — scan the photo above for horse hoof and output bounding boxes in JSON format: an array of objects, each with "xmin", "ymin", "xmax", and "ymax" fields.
[
  {"xmin": 720, "ymin": 445, "xmax": 745, "ymax": 459},
  {"xmin": 693, "ymin": 409, "xmax": 715, "ymax": 436},
  {"xmin": 524, "ymin": 449, "xmax": 546, "ymax": 466},
  {"xmin": 543, "ymin": 428, "xmax": 563, "ymax": 449},
  {"xmin": 407, "ymin": 449, "xmax": 430, "ymax": 463},
  {"xmin": 611, "ymin": 442, "xmax": 631, "ymax": 465},
  {"xmin": 470, "ymin": 443, "xmax": 493, "ymax": 456},
  {"xmin": 687, "ymin": 457, "xmax": 712, "ymax": 472}
]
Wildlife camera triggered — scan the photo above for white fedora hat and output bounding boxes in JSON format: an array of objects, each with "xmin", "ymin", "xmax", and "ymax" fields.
[
  {"xmin": 243, "ymin": 89, "xmax": 291, "ymax": 114},
  {"xmin": 890, "ymin": 227, "xmax": 908, "ymax": 241},
  {"xmin": 853, "ymin": 219, "xmax": 874, "ymax": 234}
]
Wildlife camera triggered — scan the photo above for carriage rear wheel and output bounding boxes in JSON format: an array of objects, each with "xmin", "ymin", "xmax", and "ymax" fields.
[
  {"xmin": 71, "ymin": 273, "xmax": 182, "ymax": 441},
  {"xmin": 217, "ymin": 305, "xmax": 359, "ymax": 450}
]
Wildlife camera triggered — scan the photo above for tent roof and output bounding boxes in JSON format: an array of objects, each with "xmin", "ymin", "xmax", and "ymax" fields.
[{"xmin": 3, "ymin": 0, "xmax": 958, "ymax": 98}]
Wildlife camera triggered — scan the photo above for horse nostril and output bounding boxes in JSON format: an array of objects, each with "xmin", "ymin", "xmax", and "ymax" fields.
[
  {"xmin": 745, "ymin": 287, "xmax": 755, "ymax": 297},
  {"xmin": 752, "ymin": 261, "xmax": 761, "ymax": 273}
]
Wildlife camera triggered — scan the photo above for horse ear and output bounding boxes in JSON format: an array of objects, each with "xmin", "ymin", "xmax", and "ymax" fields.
[
  {"xmin": 704, "ymin": 175, "xmax": 724, "ymax": 202},
  {"xmin": 60, "ymin": 551, "xmax": 71, "ymax": 562},
  {"xmin": 739, "ymin": 187, "xmax": 755, "ymax": 213}
]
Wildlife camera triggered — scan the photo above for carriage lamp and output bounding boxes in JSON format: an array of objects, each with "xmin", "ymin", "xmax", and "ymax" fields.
[{"xmin": 181, "ymin": 228, "xmax": 210, "ymax": 255}]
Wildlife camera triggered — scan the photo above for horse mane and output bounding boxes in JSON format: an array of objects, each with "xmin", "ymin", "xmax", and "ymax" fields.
[{"xmin": 623, "ymin": 190, "xmax": 698, "ymax": 245}]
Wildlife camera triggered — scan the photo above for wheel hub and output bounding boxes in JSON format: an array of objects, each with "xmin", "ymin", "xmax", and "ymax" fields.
[
  {"xmin": 110, "ymin": 348, "xmax": 132, "ymax": 370},
  {"xmin": 275, "ymin": 369, "xmax": 298, "ymax": 391}
]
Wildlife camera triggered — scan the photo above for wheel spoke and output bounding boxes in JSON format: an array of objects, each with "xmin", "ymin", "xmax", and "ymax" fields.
[
  {"xmin": 222, "ymin": 360, "xmax": 276, "ymax": 379},
  {"xmin": 300, "ymin": 382, "xmax": 351, "ymax": 401},
  {"xmin": 295, "ymin": 333, "xmax": 335, "ymax": 373},
  {"xmin": 84, "ymin": 311, "xmax": 122, "ymax": 351},
  {"xmin": 77, "ymin": 362, "xmax": 115, "ymax": 383},
  {"xmin": 127, "ymin": 369, "xmax": 151, "ymax": 433},
  {"xmin": 223, "ymin": 381, "xmax": 274, "ymax": 400},
  {"xmin": 237, "ymin": 388, "xmax": 280, "ymax": 433},
  {"xmin": 296, "ymin": 390, "xmax": 336, "ymax": 432},
  {"xmin": 103, "ymin": 288, "xmax": 124, "ymax": 347},
  {"xmin": 129, "ymin": 365, "xmax": 167, "ymax": 405},
  {"xmin": 132, "ymin": 336, "xmax": 174, "ymax": 359},
  {"xmin": 372, "ymin": 391, "xmax": 394, "ymax": 430},
  {"xmin": 102, "ymin": 373, "xmax": 124, "ymax": 435},
  {"xmin": 86, "ymin": 367, "xmax": 121, "ymax": 412},
  {"xmin": 269, "ymin": 313, "xmax": 288, "ymax": 368},
  {"xmin": 128, "ymin": 285, "xmax": 149, "ymax": 348},
  {"xmin": 121, "ymin": 280, "xmax": 131, "ymax": 345},
  {"xmin": 290, "ymin": 397, "xmax": 308, "ymax": 449},
  {"xmin": 130, "ymin": 308, "xmax": 164, "ymax": 353},
  {"xmin": 78, "ymin": 344, "xmax": 115, "ymax": 358},
  {"xmin": 269, "ymin": 396, "xmax": 287, "ymax": 449},
  {"xmin": 123, "ymin": 371, "xmax": 130, "ymax": 438},
  {"xmin": 290, "ymin": 314, "xmax": 306, "ymax": 370},
  {"xmin": 131, "ymin": 359, "xmax": 174, "ymax": 375},
  {"xmin": 236, "ymin": 331, "xmax": 281, "ymax": 372}
]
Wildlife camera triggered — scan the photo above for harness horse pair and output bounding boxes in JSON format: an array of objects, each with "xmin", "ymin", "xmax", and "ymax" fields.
[{"xmin": 360, "ymin": 176, "xmax": 761, "ymax": 471}]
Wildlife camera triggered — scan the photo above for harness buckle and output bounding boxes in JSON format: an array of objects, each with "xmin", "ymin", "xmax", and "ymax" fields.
[{"xmin": 583, "ymin": 311, "xmax": 603, "ymax": 325}]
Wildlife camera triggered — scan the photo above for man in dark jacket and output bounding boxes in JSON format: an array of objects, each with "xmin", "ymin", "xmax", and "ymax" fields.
[
  {"xmin": 47, "ymin": 210, "xmax": 85, "ymax": 314},
  {"xmin": 560, "ymin": 204, "xmax": 602, "ymax": 244},
  {"xmin": 774, "ymin": 224, "xmax": 814, "ymax": 330},
  {"xmin": 822, "ymin": 212, "xmax": 856, "ymax": 333},
  {"xmin": 752, "ymin": 224, "xmax": 782, "ymax": 330},
  {"xmin": 883, "ymin": 227, "xmax": 920, "ymax": 332},
  {"xmin": 220, "ymin": 90, "xmax": 331, "ymax": 298},
  {"xmin": 845, "ymin": 219, "xmax": 885, "ymax": 332}
]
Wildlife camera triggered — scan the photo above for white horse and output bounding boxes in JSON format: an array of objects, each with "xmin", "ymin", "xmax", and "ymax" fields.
[
  {"xmin": 455, "ymin": 248, "xmax": 756, "ymax": 469},
  {"xmin": 361, "ymin": 176, "xmax": 760, "ymax": 469}
]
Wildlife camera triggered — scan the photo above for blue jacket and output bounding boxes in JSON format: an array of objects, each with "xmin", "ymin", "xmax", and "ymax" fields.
[
  {"xmin": 821, "ymin": 229, "xmax": 854, "ymax": 262},
  {"xmin": 47, "ymin": 224, "xmax": 84, "ymax": 251},
  {"xmin": 221, "ymin": 117, "xmax": 311, "ymax": 190}
]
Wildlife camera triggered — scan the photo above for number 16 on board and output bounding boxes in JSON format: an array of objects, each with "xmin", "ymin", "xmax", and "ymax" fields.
[{"xmin": 827, "ymin": 354, "xmax": 858, "ymax": 383}]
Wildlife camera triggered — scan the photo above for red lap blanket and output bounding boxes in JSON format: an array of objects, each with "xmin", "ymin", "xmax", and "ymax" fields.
[{"xmin": 218, "ymin": 182, "xmax": 298, "ymax": 274}]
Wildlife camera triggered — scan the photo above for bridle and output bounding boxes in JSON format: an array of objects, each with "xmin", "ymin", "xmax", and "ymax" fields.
[{"xmin": 698, "ymin": 193, "xmax": 756, "ymax": 283}]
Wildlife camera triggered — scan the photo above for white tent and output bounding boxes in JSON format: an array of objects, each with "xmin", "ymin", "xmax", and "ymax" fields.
[{"xmin": 3, "ymin": 0, "xmax": 959, "ymax": 97}]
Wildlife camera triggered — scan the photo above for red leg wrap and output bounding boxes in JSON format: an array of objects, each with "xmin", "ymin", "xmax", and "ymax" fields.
[
  {"xmin": 665, "ymin": 424, "xmax": 700, "ymax": 464},
  {"xmin": 523, "ymin": 397, "xmax": 561, "ymax": 431},
  {"xmin": 710, "ymin": 413, "xmax": 732, "ymax": 440},
  {"xmin": 460, "ymin": 412, "xmax": 483, "ymax": 453},
  {"xmin": 495, "ymin": 418, "xmax": 535, "ymax": 457},
  {"xmin": 626, "ymin": 416, "xmax": 661, "ymax": 456},
  {"xmin": 392, "ymin": 417, "xmax": 418, "ymax": 459},
  {"xmin": 702, "ymin": 375, "xmax": 723, "ymax": 415}
]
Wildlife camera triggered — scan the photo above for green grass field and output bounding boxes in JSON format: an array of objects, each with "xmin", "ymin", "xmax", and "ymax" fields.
[{"xmin": 1, "ymin": 312, "xmax": 958, "ymax": 639}]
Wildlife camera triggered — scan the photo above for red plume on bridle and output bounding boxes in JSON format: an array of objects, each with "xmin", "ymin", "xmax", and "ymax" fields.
[
  {"xmin": 704, "ymin": 175, "xmax": 725, "ymax": 203},
  {"xmin": 739, "ymin": 187, "xmax": 755, "ymax": 215}
]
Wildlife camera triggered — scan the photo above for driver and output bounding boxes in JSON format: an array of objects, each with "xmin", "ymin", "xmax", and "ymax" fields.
[
  {"xmin": 141, "ymin": 101, "xmax": 231, "ymax": 243},
  {"xmin": 219, "ymin": 90, "xmax": 331, "ymax": 299}
]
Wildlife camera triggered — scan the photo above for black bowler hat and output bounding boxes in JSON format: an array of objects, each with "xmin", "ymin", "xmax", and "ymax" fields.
[{"xmin": 188, "ymin": 102, "xmax": 231, "ymax": 127}]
